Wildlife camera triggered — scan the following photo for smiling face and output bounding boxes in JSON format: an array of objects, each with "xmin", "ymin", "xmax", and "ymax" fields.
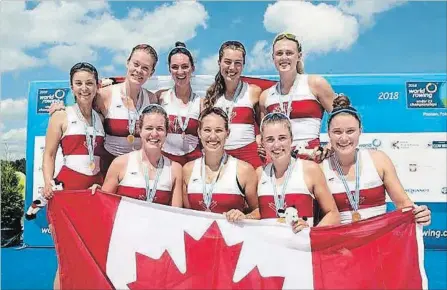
[
  {"xmin": 169, "ymin": 53, "xmax": 194, "ymax": 88},
  {"xmin": 139, "ymin": 113, "xmax": 168, "ymax": 151},
  {"xmin": 262, "ymin": 121, "xmax": 293, "ymax": 162},
  {"xmin": 126, "ymin": 49, "xmax": 155, "ymax": 86},
  {"xmin": 272, "ymin": 38, "xmax": 301, "ymax": 73},
  {"xmin": 198, "ymin": 113, "xmax": 229, "ymax": 153},
  {"xmin": 328, "ymin": 114, "xmax": 361, "ymax": 157},
  {"xmin": 219, "ymin": 48, "xmax": 244, "ymax": 82},
  {"xmin": 71, "ymin": 70, "xmax": 98, "ymax": 106}
]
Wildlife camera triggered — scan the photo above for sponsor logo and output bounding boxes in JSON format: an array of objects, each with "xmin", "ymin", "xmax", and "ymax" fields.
[
  {"xmin": 358, "ymin": 138, "xmax": 382, "ymax": 149},
  {"xmin": 406, "ymin": 81, "xmax": 447, "ymax": 109},
  {"xmin": 405, "ymin": 188, "xmax": 430, "ymax": 194},
  {"xmin": 37, "ymin": 88, "xmax": 70, "ymax": 114},
  {"xmin": 390, "ymin": 140, "xmax": 419, "ymax": 150},
  {"xmin": 409, "ymin": 163, "xmax": 417, "ymax": 172},
  {"xmin": 442, "ymin": 187, "xmax": 447, "ymax": 195},
  {"xmin": 427, "ymin": 141, "xmax": 447, "ymax": 149}
]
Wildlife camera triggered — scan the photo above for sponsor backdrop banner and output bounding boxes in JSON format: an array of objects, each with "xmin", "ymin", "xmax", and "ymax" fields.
[{"xmin": 25, "ymin": 74, "xmax": 446, "ymax": 248}]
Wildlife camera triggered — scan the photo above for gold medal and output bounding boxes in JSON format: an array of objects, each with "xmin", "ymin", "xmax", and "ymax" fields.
[
  {"xmin": 89, "ymin": 161, "xmax": 95, "ymax": 171},
  {"xmin": 352, "ymin": 211, "xmax": 362, "ymax": 222},
  {"xmin": 127, "ymin": 134, "xmax": 135, "ymax": 144},
  {"xmin": 205, "ymin": 208, "xmax": 212, "ymax": 212},
  {"xmin": 277, "ymin": 217, "xmax": 286, "ymax": 223}
]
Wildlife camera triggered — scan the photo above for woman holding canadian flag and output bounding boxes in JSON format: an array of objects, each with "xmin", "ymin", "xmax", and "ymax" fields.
[
  {"xmin": 321, "ymin": 95, "xmax": 432, "ymax": 225},
  {"xmin": 183, "ymin": 107, "xmax": 260, "ymax": 221},
  {"xmin": 257, "ymin": 112, "xmax": 340, "ymax": 232}
]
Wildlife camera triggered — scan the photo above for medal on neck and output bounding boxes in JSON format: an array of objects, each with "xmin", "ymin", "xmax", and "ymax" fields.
[
  {"xmin": 222, "ymin": 81, "xmax": 243, "ymax": 123},
  {"xmin": 270, "ymin": 158, "xmax": 296, "ymax": 218},
  {"xmin": 173, "ymin": 88, "xmax": 195, "ymax": 140},
  {"xmin": 141, "ymin": 151, "xmax": 164, "ymax": 203},
  {"xmin": 75, "ymin": 104, "xmax": 97, "ymax": 171},
  {"xmin": 201, "ymin": 153, "xmax": 227, "ymax": 211},
  {"xmin": 126, "ymin": 87, "xmax": 144, "ymax": 144},
  {"xmin": 332, "ymin": 149, "xmax": 362, "ymax": 222},
  {"xmin": 275, "ymin": 76, "xmax": 300, "ymax": 117}
]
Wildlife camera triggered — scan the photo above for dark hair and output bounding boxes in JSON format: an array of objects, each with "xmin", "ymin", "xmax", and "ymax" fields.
[
  {"xmin": 204, "ymin": 41, "xmax": 246, "ymax": 110},
  {"xmin": 139, "ymin": 104, "xmax": 169, "ymax": 131},
  {"xmin": 127, "ymin": 44, "xmax": 159, "ymax": 71},
  {"xmin": 69, "ymin": 62, "xmax": 99, "ymax": 86},
  {"xmin": 327, "ymin": 95, "xmax": 362, "ymax": 128},
  {"xmin": 260, "ymin": 112, "xmax": 292, "ymax": 139},
  {"xmin": 168, "ymin": 41, "xmax": 194, "ymax": 68},
  {"xmin": 273, "ymin": 33, "xmax": 304, "ymax": 74},
  {"xmin": 198, "ymin": 106, "xmax": 229, "ymax": 131}
]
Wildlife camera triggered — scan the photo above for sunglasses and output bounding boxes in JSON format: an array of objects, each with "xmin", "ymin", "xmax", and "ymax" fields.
[
  {"xmin": 222, "ymin": 40, "xmax": 245, "ymax": 50},
  {"xmin": 72, "ymin": 62, "xmax": 97, "ymax": 71},
  {"xmin": 141, "ymin": 104, "xmax": 167, "ymax": 114},
  {"xmin": 273, "ymin": 33, "xmax": 302, "ymax": 50},
  {"xmin": 260, "ymin": 112, "xmax": 290, "ymax": 127}
]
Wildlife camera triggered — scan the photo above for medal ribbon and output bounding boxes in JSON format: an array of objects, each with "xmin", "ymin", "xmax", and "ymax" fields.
[
  {"xmin": 275, "ymin": 76, "xmax": 299, "ymax": 117},
  {"xmin": 223, "ymin": 81, "xmax": 243, "ymax": 122},
  {"xmin": 332, "ymin": 149, "xmax": 360, "ymax": 212},
  {"xmin": 74, "ymin": 104, "xmax": 96, "ymax": 167},
  {"xmin": 127, "ymin": 88, "xmax": 144, "ymax": 136},
  {"xmin": 270, "ymin": 158, "xmax": 296, "ymax": 217},
  {"xmin": 202, "ymin": 153, "xmax": 227, "ymax": 210},
  {"xmin": 174, "ymin": 88, "xmax": 196, "ymax": 134},
  {"xmin": 141, "ymin": 152, "xmax": 165, "ymax": 203}
]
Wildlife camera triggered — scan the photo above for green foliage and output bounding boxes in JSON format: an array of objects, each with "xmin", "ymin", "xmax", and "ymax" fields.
[
  {"xmin": 13, "ymin": 158, "xmax": 26, "ymax": 174},
  {"xmin": 1, "ymin": 160, "xmax": 24, "ymax": 229}
]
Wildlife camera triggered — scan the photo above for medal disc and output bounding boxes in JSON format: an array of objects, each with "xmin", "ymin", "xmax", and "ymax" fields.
[
  {"xmin": 352, "ymin": 211, "xmax": 362, "ymax": 222},
  {"xmin": 89, "ymin": 162, "xmax": 95, "ymax": 171},
  {"xmin": 277, "ymin": 217, "xmax": 286, "ymax": 224},
  {"xmin": 127, "ymin": 134, "xmax": 135, "ymax": 144}
]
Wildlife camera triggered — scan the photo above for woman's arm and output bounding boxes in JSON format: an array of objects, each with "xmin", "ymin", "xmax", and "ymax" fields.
[
  {"xmin": 170, "ymin": 161, "xmax": 183, "ymax": 207},
  {"xmin": 309, "ymin": 75, "xmax": 335, "ymax": 113},
  {"xmin": 42, "ymin": 111, "xmax": 66, "ymax": 199},
  {"xmin": 101, "ymin": 155, "xmax": 127, "ymax": 194},
  {"xmin": 182, "ymin": 161, "xmax": 194, "ymax": 209}
]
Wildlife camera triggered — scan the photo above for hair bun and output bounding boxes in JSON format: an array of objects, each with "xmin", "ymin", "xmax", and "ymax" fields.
[
  {"xmin": 332, "ymin": 95, "xmax": 351, "ymax": 110},
  {"xmin": 175, "ymin": 41, "xmax": 186, "ymax": 48}
]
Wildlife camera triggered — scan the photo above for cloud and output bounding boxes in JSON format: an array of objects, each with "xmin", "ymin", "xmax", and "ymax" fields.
[
  {"xmin": 264, "ymin": 1, "xmax": 359, "ymax": 55},
  {"xmin": 1, "ymin": 1, "xmax": 209, "ymax": 73},
  {"xmin": 0, "ymin": 48, "xmax": 44, "ymax": 73},
  {"xmin": 47, "ymin": 45, "xmax": 98, "ymax": 72},
  {"xmin": 0, "ymin": 98, "xmax": 28, "ymax": 122},
  {"xmin": 246, "ymin": 40, "xmax": 274, "ymax": 73},
  {"xmin": 101, "ymin": 65, "xmax": 116, "ymax": 74},
  {"xmin": 1, "ymin": 128, "xmax": 27, "ymax": 160},
  {"xmin": 199, "ymin": 53, "xmax": 219, "ymax": 75}
]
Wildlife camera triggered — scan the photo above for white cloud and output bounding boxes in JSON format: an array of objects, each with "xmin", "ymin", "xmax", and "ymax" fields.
[
  {"xmin": 0, "ymin": 1, "xmax": 209, "ymax": 73},
  {"xmin": 1, "ymin": 128, "xmax": 27, "ymax": 160},
  {"xmin": 47, "ymin": 45, "xmax": 98, "ymax": 72},
  {"xmin": 246, "ymin": 40, "xmax": 274, "ymax": 73},
  {"xmin": 338, "ymin": 0, "xmax": 408, "ymax": 27},
  {"xmin": 199, "ymin": 53, "xmax": 219, "ymax": 75},
  {"xmin": 101, "ymin": 65, "xmax": 116, "ymax": 74},
  {"xmin": 1, "ymin": 128, "xmax": 27, "ymax": 142},
  {"xmin": 264, "ymin": 1, "xmax": 359, "ymax": 55},
  {"xmin": 0, "ymin": 98, "xmax": 28, "ymax": 122},
  {"xmin": 0, "ymin": 48, "xmax": 44, "ymax": 73}
]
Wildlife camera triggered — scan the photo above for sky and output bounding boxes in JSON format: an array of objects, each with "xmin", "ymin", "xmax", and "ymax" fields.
[{"xmin": 1, "ymin": 0, "xmax": 446, "ymax": 160}]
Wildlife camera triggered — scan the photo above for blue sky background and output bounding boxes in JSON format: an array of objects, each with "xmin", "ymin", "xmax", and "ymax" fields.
[{"xmin": 1, "ymin": 0, "xmax": 446, "ymax": 159}]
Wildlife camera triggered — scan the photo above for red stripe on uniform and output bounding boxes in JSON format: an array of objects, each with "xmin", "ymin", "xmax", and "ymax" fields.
[
  {"xmin": 266, "ymin": 99, "xmax": 323, "ymax": 119},
  {"xmin": 116, "ymin": 185, "xmax": 172, "ymax": 206},
  {"xmin": 168, "ymin": 115, "xmax": 199, "ymax": 136},
  {"xmin": 229, "ymin": 107, "xmax": 255, "ymax": 125},
  {"xmin": 188, "ymin": 193, "xmax": 246, "ymax": 214},
  {"xmin": 55, "ymin": 166, "xmax": 104, "ymax": 190},
  {"xmin": 60, "ymin": 135, "xmax": 104, "ymax": 155},
  {"xmin": 259, "ymin": 194, "xmax": 314, "ymax": 219},
  {"xmin": 332, "ymin": 185, "xmax": 386, "ymax": 212},
  {"xmin": 104, "ymin": 118, "xmax": 137, "ymax": 137}
]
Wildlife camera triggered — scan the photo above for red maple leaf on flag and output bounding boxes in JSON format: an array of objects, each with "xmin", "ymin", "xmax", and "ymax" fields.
[{"xmin": 127, "ymin": 221, "xmax": 285, "ymax": 289}]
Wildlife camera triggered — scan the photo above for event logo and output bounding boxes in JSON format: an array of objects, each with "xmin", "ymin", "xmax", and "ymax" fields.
[
  {"xmin": 427, "ymin": 141, "xmax": 447, "ymax": 149},
  {"xmin": 359, "ymin": 139, "xmax": 382, "ymax": 149},
  {"xmin": 406, "ymin": 81, "xmax": 447, "ymax": 109},
  {"xmin": 405, "ymin": 188, "xmax": 430, "ymax": 194},
  {"xmin": 37, "ymin": 88, "xmax": 69, "ymax": 114}
]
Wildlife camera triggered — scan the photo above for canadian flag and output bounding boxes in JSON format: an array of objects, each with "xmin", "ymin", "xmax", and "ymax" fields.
[{"xmin": 48, "ymin": 190, "xmax": 428, "ymax": 290}]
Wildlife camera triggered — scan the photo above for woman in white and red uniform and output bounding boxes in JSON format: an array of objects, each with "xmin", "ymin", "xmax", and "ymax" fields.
[
  {"xmin": 42, "ymin": 62, "xmax": 105, "ymax": 290},
  {"xmin": 323, "ymin": 95, "xmax": 431, "ymax": 225},
  {"xmin": 156, "ymin": 42, "xmax": 202, "ymax": 166},
  {"xmin": 43, "ymin": 62, "xmax": 105, "ymax": 196},
  {"xmin": 100, "ymin": 105, "xmax": 183, "ymax": 207},
  {"xmin": 259, "ymin": 33, "xmax": 335, "ymax": 160},
  {"xmin": 183, "ymin": 107, "xmax": 260, "ymax": 222},
  {"xmin": 204, "ymin": 41, "xmax": 263, "ymax": 169},
  {"xmin": 257, "ymin": 112, "xmax": 340, "ymax": 232}
]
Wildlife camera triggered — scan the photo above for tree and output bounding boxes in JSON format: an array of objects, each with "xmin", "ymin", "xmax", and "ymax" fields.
[
  {"xmin": 1, "ymin": 160, "xmax": 24, "ymax": 233},
  {"xmin": 13, "ymin": 158, "xmax": 26, "ymax": 174}
]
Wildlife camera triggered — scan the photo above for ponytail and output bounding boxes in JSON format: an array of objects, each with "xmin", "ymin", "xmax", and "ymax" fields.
[{"xmin": 204, "ymin": 71, "xmax": 226, "ymax": 109}]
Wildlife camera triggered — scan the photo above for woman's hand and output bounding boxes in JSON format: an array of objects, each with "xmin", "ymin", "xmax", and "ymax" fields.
[
  {"xmin": 413, "ymin": 204, "xmax": 431, "ymax": 226},
  {"xmin": 224, "ymin": 209, "xmax": 246, "ymax": 222},
  {"xmin": 292, "ymin": 218, "xmax": 310, "ymax": 233},
  {"xmin": 43, "ymin": 182, "xmax": 54, "ymax": 200},
  {"xmin": 312, "ymin": 144, "xmax": 333, "ymax": 163},
  {"xmin": 48, "ymin": 101, "xmax": 66, "ymax": 116},
  {"xmin": 89, "ymin": 184, "xmax": 102, "ymax": 195},
  {"xmin": 256, "ymin": 135, "xmax": 266, "ymax": 159}
]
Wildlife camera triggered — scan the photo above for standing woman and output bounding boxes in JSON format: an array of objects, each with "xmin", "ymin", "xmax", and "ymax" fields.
[
  {"xmin": 183, "ymin": 107, "xmax": 260, "ymax": 221},
  {"xmin": 257, "ymin": 112, "xmax": 340, "ymax": 232},
  {"xmin": 99, "ymin": 44, "xmax": 159, "ymax": 171},
  {"xmin": 156, "ymin": 42, "xmax": 202, "ymax": 166},
  {"xmin": 322, "ymin": 95, "xmax": 431, "ymax": 225},
  {"xmin": 204, "ymin": 41, "xmax": 263, "ymax": 169},
  {"xmin": 98, "ymin": 105, "xmax": 183, "ymax": 207},
  {"xmin": 259, "ymin": 33, "xmax": 335, "ymax": 159},
  {"xmin": 42, "ymin": 62, "xmax": 105, "ymax": 290}
]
